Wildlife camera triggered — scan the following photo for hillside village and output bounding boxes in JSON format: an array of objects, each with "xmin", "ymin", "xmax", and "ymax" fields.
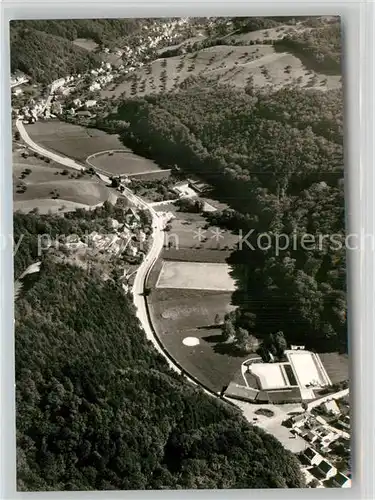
[{"xmin": 11, "ymin": 18, "xmax": 193, "ymax": 121}]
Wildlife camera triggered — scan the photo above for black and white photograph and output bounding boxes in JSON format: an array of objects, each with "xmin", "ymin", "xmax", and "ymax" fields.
[{"xmin": 10, "ymin": 16, "xmax": 350, "ymax": 491}]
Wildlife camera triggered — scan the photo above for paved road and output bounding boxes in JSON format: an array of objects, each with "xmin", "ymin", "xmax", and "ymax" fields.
[
  {"xmin": 21, "ymin": 130, "xmax": 340, "ymax": 452},
  {"xmin": 16, "ymin": 119, "xmax": 84, "ymax": 171}
]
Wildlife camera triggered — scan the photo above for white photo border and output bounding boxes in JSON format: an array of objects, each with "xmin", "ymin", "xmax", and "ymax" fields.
[{"xmin": 1, "ymin": 1, "xmax": 373, "ymax": 499}]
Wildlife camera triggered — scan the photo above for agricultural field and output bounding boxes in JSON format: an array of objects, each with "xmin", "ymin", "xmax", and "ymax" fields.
[
  {"xmin": 25, "ymin": 120, "xmax": 124, "ymax": 162},
  {"xmin": 102, "ymin": 26, "xmax": 340, "ymax": 100},
  {"xmin": 13, "ymin": 152, "xmax": 114, "ymax": 213},
  {"xmin": 88, "ymin": 150, "xmax": 163, "ymax": 176},
  {"xmin": 163, "ymin": 209, "xmax": 239, "ymax": 252},
  {"xmin": 148, "ymin": 287, "xmax": 249, "ymax": 392},
  {"xmin": 156, "ymin": 261, "xmax": 236, "ymax": 291}
]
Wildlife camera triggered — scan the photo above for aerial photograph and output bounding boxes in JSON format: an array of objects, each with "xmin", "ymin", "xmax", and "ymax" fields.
[{"xmin": 10, "ymin": 16, "xmax": 349, "ymax": 490}]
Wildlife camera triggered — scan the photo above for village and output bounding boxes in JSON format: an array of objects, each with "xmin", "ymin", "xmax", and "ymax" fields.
[
  {"xmin": 10, "ymin": 18, "xmax": 192, "ymax": 122},
  {"xmin": 286, "ymin": 393, "xmax": 351, "ymax": 488}
]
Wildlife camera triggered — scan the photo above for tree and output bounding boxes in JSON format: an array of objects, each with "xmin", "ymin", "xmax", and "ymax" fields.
[
  {"xmin": 214, "ymin": 314, "xmax": 221, "ymax": 326},
  {"xmin": 222, "ymin": 319, "xmax": 236, "ymax": 341},
  {"xmin": 234, "ymin": 328, "xmax": 259, "ymax": 353},
  {"xmin": 110, "ymin": 176, "xmax": 120, "ymax": 188},
  {"xmin": 15, "ymin": 131, "xmax": 21, "ymax": 141},
  {"xmin": 274, "ymin": 331, "xmax": 288, "ymax": 357}
]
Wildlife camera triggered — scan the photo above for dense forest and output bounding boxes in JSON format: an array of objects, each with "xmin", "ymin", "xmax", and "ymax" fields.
[
  {"xmin": 11, "ymin": 19, "xmax": 148, "ymax": 44},
  {"xmin": 14, "ymin": 211, "xmax": 305, "ymax": 490},
  {"xmin": 9, "ymin": 19, "xmax": 159, "ymax": 83},
  {"xmin": 274, "ymin": 22, "xmax": 341, "ymax": 74},
  {"xmin": 97, "ymin": 81, "xmax": 346, "ymax": 353},
  {"xmin": 10, "ymin": 27, "xmax": 100, "ymax": 84}
]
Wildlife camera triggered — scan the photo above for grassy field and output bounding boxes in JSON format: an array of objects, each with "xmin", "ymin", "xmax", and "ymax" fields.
[
  {"xmin": 26, "ymin": 121, "xmax": 124, "ymax": 162},
  {"xmin": 13, "ymin": 153, "xmax": 113, "ymax": 213},
  {"xmin": 156, "ymin": 260, "xmax": 236, "ymax": 291},
  {"xmin": 162, "ymin": 248, "xmax": 232, "ymax": 263},
  {"xmin": 101, "ymin": 24, "xmax": 341, "ymax": 100},
  {"xmin": 88, "ymin": 150, "xmax": 162, "ymax": 176},
  {"xmin": 158, "ymin": 206, "xmax": 239, "ymax": 251},
  {"xmin": 148, "ymin": 288, "xmax": 248, "ymax": 392},
  {"xmin": 319, "ymin": 352, "xmax": 349, "ymax": 384}
]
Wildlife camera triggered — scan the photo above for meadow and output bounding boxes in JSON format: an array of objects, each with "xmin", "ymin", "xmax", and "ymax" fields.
[{"xmin": 26, "ymin": 120, "xmax": 124, "ymax": 162}]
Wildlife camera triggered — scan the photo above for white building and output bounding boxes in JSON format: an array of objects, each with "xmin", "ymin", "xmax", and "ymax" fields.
[
  {"xmin": 85, "ymin": 100, "xmax": 97, "ymax": 108},
  {"xmin": 89, "ymin": 82, "xmax": 101, "ymax": 92},
  {"xmin": 323, "ymin": 400, "xmax": 341, "ymax": 416}
]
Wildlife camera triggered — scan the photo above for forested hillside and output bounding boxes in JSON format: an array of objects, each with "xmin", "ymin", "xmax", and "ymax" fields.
[
  {"xmin": 10, "ymin": 26, "xmax": 100, "ymax": 83},
  {"xmin": 11, "ymin": 19, "xmax": 146, "ymax": 44},
  {"xmin": 14, "ymin": 211, "xmax": 305, "ymax": 490},
  {"xmin": 97, "ymin": 81, "xmax": 346, "ymax": 353},
  {"xmin": 274, "ymin": 22, "xmax": 341, "ymax": 74}
]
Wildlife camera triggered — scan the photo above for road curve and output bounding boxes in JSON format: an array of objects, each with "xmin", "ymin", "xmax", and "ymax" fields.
[
  {"xmin": 16, "ymin": 119, "xmax": 85, "ymax": 172},
  {"xmin": 17, "ymin": 127, "xmax": 312, "ymax": 429}
]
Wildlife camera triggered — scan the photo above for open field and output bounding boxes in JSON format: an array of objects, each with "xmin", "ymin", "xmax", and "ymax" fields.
[
  {"xmin": 13, "ymin": 154, "xmax": 114, "ymax": 212},
  {"xmin": 148, "ymin": 288, "xmax": 247, "ymax": 392},
  {"xmin": 102, "ymin": 31, "xmax": 340, "ymax": 100},
  {"xmin": 319, "ymin": 352, "xmax": 349, "ymax": 384},
  {"xmin": 156, "ymin": 260, "xmax": 236, "ymax": 291},
  {"xmin": 162, "ymin": 248, "xmax": 232, "ymax": 263},
  {"xmin": 14, "ymin": 179, "xmax": 111, "ymax": 206},
  {"xmin": 161, "ymin": 208, "xmax": 239, "ymax": 251},
  {"xmin": 13, "ymin": 199, "xmax": 98, "ymax": 214},
  {"xmin": 73, "ymin": 38, "xmax": 98, "ymax": 51},
  {"xmin": 88, "ymin": 150, "xmax": 162, "ymax": 176},
  {"xmin": 26, "ymin": 121, "xmax": 124, "ymax": 162}
]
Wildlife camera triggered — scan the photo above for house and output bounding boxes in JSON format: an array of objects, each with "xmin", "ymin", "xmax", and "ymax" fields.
[
  {"xmin": 76, "ymin": 110, "xmax": 92, "ymax": 118},
  {"xmin": 85, "ymin": 100, "xmax": 97, "ymax": 108},
  {"xmin": 302, "ymin": 431, "xmax": 319, "ymax": 444},
  {"xmin": 13, "ymin": 88, "xmax": 23, "ymax": 96},
  {"xmin": 311, "ymin": 460, "xmax": 337, "ymax": 480},
  {"xmin": 323, "ymin": 400, "xmax": 341, "ymax": 416},
  {"xmin": 129, "ymin": 245, "xmax": 138, "ymax": 257},
  {"xmin": 325, "ymin": 472, "xmax": 351, "ymax": 488},
  {"xmin": 89, "ymin": 82, "xmax": 101, "ymax": 91},
  {"xmin": 303, "ymin": 447, "xmax": 323, "ymax": 466},
  {"xmin": 124, "ymin": 207, "xmax": 141, "ymax": 229},
  {"xmin": 337, "ymin": 415, "xmax": 350, "ymax": 430},
  {"xmin": 73, "ymin": 98, "xmax": 82, "ymax": 107}
]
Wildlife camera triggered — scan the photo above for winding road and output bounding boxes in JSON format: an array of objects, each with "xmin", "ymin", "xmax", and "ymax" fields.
[
  {"xmin": 18, "ymin": 125, "xmax": 349, "ymax": 456},
  {"xmin": 16, "ymin": 119, "xmax": 84, "ymax": 171},
  {"xmin": 16, "ymin": 126, "xmax": 213, "ymax": 392}
]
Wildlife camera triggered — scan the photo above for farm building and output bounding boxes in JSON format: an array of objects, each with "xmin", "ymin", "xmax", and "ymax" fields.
[{"xmin": 188, "ymin": 179, "xmax": 211, "ymax": 194}]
